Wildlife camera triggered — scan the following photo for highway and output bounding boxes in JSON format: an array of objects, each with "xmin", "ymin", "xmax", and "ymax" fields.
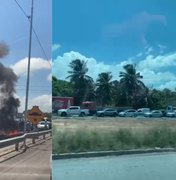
[
  {"xmin": 53, "ymin": 152, "xmax": 176, "ymax": 180},
  {"xmin": 0, "ymin": 138, "xmax": 51, "ymax": 180}
]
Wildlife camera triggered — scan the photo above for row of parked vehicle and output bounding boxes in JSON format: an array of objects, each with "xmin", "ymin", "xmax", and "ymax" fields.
[
  {"xmin": 96, "ymin": 108, "xmax": 176, "ymax": 118},
  {"xmin": 57, "ymin": 105, "xmax": 176, "ymax": 118}
]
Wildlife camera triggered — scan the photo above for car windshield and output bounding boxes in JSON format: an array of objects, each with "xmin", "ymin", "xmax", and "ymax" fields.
[{"xmin": 40, "ymin": 122, "xmax": 45, "ymax": 124}]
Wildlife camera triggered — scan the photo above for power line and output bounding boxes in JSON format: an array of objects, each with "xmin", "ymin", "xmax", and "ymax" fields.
[
  {"xmin": 16, "ymin": 89, "xmax": 51, "ymax": 92},
  {"xmin": 14, "ymin": 0, "xmax": 51, "ymax": 66},
  {"xmin": 14, "ymin": 0, "xmax": 29, "ymax": 18},
  {"xmin": 16, "ymin": 84, "xmax": 51, "ymax": 87},
  {"xmin": 32, "ymin": 27, "xmax": 51, "ymax": 65}
]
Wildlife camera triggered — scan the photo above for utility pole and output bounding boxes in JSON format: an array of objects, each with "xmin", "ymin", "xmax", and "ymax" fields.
[{"xmin": 24, "ymin": 0, "xmax": 34, "ymax": 135}]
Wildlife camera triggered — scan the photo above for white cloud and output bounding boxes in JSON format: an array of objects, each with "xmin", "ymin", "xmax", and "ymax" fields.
[
  {"xmin": 139, "ymin": 69, "xmax": 176, "ymax": 88},
  {"xmin": 11, "ymin": 57, "xmax": 51, "ymax": 76},
  {"xmin": 138, "ymin": 52, "xmax": 176, "ymax": 70},
  {"xmin": 158, "ymin": 80, "xmax": 176, "ymax": 90},
  {"xmin": 137, "ymin": 51, "xmax": 176, "ymax": 90},
  {"xmin": 137, "ymin": 52, "xmax": 143, "ymax": 57},
  {"xmin": 52, "ymin": 51, "xmax": 132, "ymax": 81},
  {"xmin": 53, "ymin": 50, "xmax": 176, "ymax": 91},
  {"xmin": 103, "ymin": 12, "xmax": 166, "ymax": 46},
  {"xmin": 52, "ymin": 44, "xmax": 61, "ymax": 52},
  {"xmin": 145, "ymin": 47, "xmax": 154, "ymax": 55},
  {"xmin": 158, "ymin": 44, "xmax": 167, "ymax": 53},
  {"xmin": 17, "ymin": 94, "xmax": 51, "ymax": 113}
]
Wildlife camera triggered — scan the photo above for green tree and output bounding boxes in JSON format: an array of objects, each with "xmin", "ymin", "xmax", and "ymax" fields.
[
  {"xmin": 67, "ymin": 59, "xmax": 93, "ymax": 105},
  {"xmin": 52, "ymin": 76, "xmax": 73, "ymax": 97},
  {"xmin": 147, "ymin": 88, "xmax": 176, "ymax": 109},
  {"xmin": 96, "ymin": 72, "xmax": 113, "ymax": 106},
  {"xmin": 119, "ymin": 64, "xmax": 147, "ymax": 108}
]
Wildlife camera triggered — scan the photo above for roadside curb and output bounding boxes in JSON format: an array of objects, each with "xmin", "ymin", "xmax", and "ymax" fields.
[{"xmin": 52, "ymin": 148, "xmax": 176, "ymax": 160}]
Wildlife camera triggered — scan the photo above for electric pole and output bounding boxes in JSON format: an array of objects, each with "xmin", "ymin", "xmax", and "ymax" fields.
[{"xmin": 24, "ymin": 0, "xmax": 34, "ymax": 134}]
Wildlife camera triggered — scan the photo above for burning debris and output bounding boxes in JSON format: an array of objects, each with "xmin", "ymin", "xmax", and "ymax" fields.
[{"xmin": 0, "ymin": 42, "xmax": 20, "ymax": 133}]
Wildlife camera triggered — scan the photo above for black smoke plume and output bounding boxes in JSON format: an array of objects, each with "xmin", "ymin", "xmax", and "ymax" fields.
[
  {"xmin": 0, "ymin": 42, "xmax": 9, "ymax": 59},
  {"xmin": 0, "ymin": 43, "xmax": 20, "ymax": 132}
]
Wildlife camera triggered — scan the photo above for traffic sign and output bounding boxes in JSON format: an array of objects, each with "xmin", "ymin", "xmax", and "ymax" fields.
[{"xmin": 27, "ymin": 106, "xmax": 45, "ymax": 125}]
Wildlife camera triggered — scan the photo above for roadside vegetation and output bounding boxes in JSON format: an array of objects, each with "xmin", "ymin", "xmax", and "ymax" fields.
[
  {"xmin": 52, "ymin": 59, "xmax": 176, "ymax": 109},
  {"xmin": 52, "ymin": 59, "xmax": 176, "ymax": 154},
  {"xmin": 52, "ymin": 124, "xmax": 176, "ymax": 154}
]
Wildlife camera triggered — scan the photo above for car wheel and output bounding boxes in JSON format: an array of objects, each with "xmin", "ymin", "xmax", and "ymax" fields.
[
  {"xmin": 100, "ymin": 113, "xmax": 104, "ymax": 117},
  {"xmin": 113, "ymin": 113, "xmax": 117, "ymax": 117},
  {"xmin": 61, "ymin": 112, "xmax": 67, "ymax": 117},
  {"xmin": 80, "ymin": 112, "xmax": 85, "ymax": 117}
]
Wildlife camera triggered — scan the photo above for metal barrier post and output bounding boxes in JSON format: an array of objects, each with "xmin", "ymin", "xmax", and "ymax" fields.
[
  {"xmin": 32, "ymin": 138, "xmax": 35, "ymax": 144},
  {"xmin": 15, "ymin": 143, "xmax": 19, "ymax": 151},
  {"xmin": 43, "ymin": 134, "xmax": 46, "ymax": 139}
]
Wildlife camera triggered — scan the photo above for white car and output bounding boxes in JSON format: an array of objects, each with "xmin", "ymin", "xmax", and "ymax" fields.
[
  {"xmin": 58, "ymin": 106, "xmax": 89, "ymax": 117},
  {"xmin": 37, "ymin": 121, "xmax": 49, "ymax": 130},
  {"xmin": 166, "ymin": 111, "xmax": 176, "ymax": 117},
  {"xmin": 136, "ymin": 108, "xmax": 150, "ymax": 116}
]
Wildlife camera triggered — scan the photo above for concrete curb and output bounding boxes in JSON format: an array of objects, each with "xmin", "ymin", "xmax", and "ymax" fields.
[{"xmin": 52, "ymin": 148, "xmax": 176, "ymax": 160}]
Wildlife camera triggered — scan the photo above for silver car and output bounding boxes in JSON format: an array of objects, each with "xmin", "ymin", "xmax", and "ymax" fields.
[
  {"xmin": 166, "ymin": 111, "xmax": 176, "ymax": 117},
  {"xmin": 144, "ymin": 110, "xmax": 163, "ymax": 118},
  {"xmin": 119, "ymin": 109, "xmax": 137, "ymax": 117},
  {"xmin": 96, "ymin": 108, "xmax": 118, "ymax": 117}
]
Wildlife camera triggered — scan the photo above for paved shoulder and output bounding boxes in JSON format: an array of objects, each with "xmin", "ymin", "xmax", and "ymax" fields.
[{"xmin": 0, "ymin": 139, "xmax": 51, "ymax": 180}]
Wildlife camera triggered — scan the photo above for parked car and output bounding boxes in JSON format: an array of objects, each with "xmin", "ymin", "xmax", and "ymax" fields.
[
  {"xmin": 118, "ymin": 109, "xmax": 137, "ymax": 117},
  {"xmin": 58, "ymin": 106, "xmax": 89, "ymax": 117},
  {"xmin": 37, "ymin": 121, "xmax": 49, "ymax": 130},
  {"xmin": 144, "ymin": 110, "xmax": 163, "ymax": 118},
  {"xmin": 166, "ymin": 111, "xmax": 176, "ymax": 117},
  {"xmin": 96, "ymin": 108, "xmax": 118, "ymax": 117},
  {"xmin": 136, "ymin": 108, "xmax": 150, "ymax": 116}
]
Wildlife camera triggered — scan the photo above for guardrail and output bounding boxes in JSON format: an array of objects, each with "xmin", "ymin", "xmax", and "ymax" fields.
[{"xmin": 0, "ymin": 129, "xmax": 52, "ymax": 151}]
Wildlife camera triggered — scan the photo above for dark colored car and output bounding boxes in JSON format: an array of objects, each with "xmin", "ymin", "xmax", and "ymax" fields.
[{"xmin": 96, "ymin": 108, "xmax": 118, "ymax": 117}]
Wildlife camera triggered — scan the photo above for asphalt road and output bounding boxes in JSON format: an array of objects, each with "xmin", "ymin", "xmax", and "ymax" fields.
[
  {"xmin": 0, "ymin": 139, "xmax": 51, "ymax": 180},
  {"xmin": 53, "ymin": 152, "xmax": 176, "ymax": 180}
]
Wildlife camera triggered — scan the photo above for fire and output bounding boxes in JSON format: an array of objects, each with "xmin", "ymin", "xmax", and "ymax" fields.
[{"xmin": 6, "ymin": 130, "xmax": 20, "ymax": 137}]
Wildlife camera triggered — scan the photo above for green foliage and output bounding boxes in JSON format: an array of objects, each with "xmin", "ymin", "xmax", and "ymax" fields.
[
  {"xmin": 119, "ymin": 64, "xmax": 148, "ymax": 108},
  {"xmin": 52, "ymin": 76, "xmax": 73, "ymax": 97},
  {"xmin": 67, "ymin": 59, "xmax": 94, "ymax": 105},
  {"xmin": 96, "ymin": 72, "xmax": 113, "ymax": 106},
  {"xmin": 53, "ymin": 60, "xmax": 176, "ymax": 109},
  {"xmin": 52, "ymin": 127, "xmax": 176, "ymax": 154}
]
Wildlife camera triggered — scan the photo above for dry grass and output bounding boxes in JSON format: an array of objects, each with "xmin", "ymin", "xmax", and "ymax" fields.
[
  {"xmin": 53, "ymin": 117, "xmax": 176, "ymax": 133},
  {"xmin": 52, "ymin": 117, "xmax": 176, "ymax": 153}
]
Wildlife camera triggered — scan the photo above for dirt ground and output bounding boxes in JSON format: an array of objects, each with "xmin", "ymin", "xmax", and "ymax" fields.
[{"xmin": 53, "ymin": 116, "xmax": 176, "ymax": 133}]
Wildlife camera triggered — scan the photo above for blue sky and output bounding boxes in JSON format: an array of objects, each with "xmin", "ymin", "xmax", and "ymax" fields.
[
  {"xmin": 53, "ymin": 0, "xmax": 176, "ymax": 91},
  {"xmin": 0, "ymin": 0, "xmax": 51, "ymax": 112}
]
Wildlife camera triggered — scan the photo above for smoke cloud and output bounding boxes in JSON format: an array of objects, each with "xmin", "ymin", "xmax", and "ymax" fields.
[
  {"xmin": 0, "ymin": 42, "xmax": 9, "ymax": 59},
  {"xmin": 0, "ymin": 42, "xmax": 20, "ymax": 132}
]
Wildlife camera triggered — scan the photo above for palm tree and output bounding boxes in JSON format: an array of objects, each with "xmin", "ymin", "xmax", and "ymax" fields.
[
  {"xmin": 119, "ymin": 64, "xmax": 147, "ymax": 107},
  {"xmin": 67, "ymin": 59, "xmax": 93, "ymax": 105},
  {"xmin": 96, "ymin": 72, "xmax": 113, "ymax": 106}
]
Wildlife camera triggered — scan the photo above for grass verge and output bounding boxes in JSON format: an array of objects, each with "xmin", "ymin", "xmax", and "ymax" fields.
[{"xmin": 52, "ymin": 125, "xmax": 176, "ymax": 154}]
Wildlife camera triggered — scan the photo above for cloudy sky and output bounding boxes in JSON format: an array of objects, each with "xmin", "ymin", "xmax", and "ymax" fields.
[
  {"xmin": 53, "ymin": 0, "xmax": 176, "ymax": 91},
  {"xmin": 0, "ymin": 0, "xmax": 51, "ymax": 112}
]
